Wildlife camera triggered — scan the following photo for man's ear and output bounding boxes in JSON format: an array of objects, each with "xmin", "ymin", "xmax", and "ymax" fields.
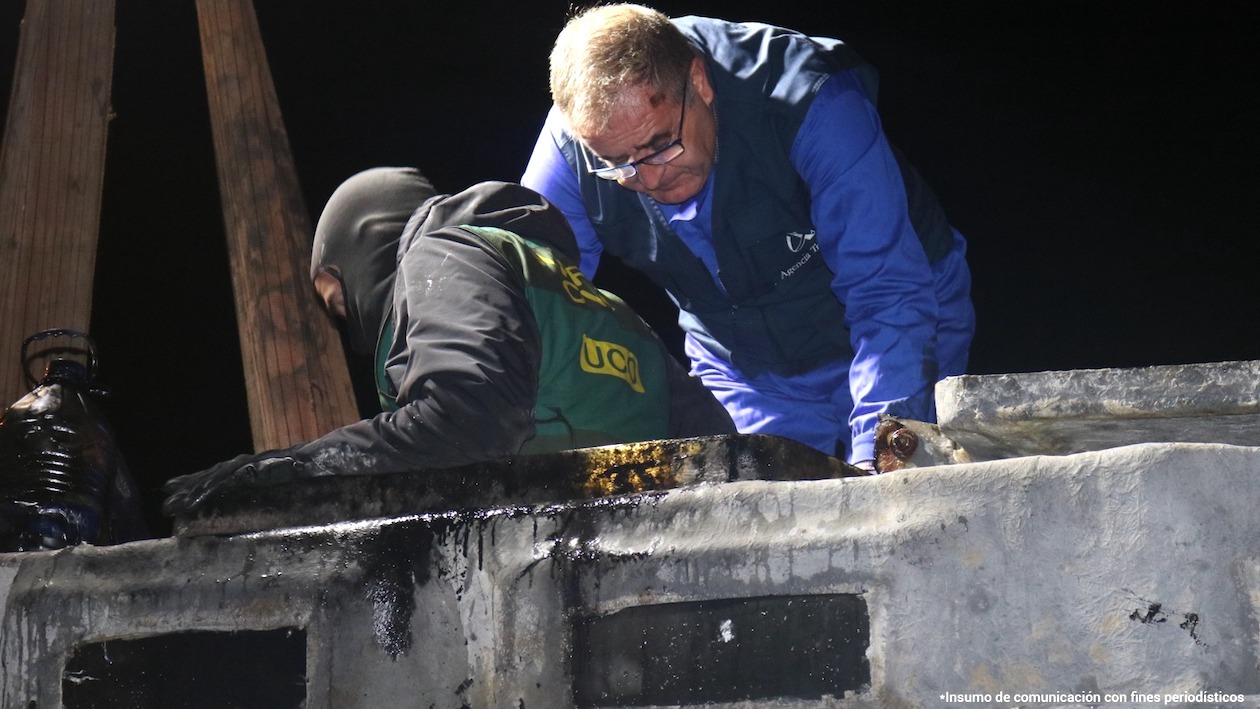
[
  {"xmin": 690, "ymin": 56, "xmax": 714, "ymax": 105},
  {"xmin": 313, "ymin": 268, "xmax": 347, "ymax": 319}
]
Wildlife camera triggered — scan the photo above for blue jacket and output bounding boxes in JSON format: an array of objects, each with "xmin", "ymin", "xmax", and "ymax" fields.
[{"xmin": 523, "ymin": 16, "xmax": 971, "ymax": 461}]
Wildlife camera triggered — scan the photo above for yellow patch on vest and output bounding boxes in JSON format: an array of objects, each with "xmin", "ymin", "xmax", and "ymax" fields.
[
  {"xmin": 580, "ymin": 335, "xmax": 644, "ymax": 393},
  {"xmin": 561, "ymin": 264, "xmax": 610, "ymax": 308}
]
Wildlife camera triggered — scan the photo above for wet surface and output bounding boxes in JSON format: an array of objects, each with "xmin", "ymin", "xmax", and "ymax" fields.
[
  {"xmin": 355, "ymin": 522, "xmax": 434, "ymax": 657},
  {"xmin": 2, "ymin": 442, "xmax": 1257, "ymax": 705},
  {"xmin": 174, "ymin": 434, "xmax": 858, "ymax": 537}
]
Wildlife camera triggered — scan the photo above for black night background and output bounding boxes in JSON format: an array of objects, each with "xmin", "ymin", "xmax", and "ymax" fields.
[{"xmin": 1, "ymin": 1, "xmax": 1257, "ymax": 534}]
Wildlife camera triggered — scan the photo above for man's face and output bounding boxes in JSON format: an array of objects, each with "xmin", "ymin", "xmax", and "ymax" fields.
[
  {"xmin": 313, "ymin": 269, "xmax": 346, "ymax": 320},
  {"xmin": 576, "ymin": 59, "xmax": 717, "ymax": 205}
]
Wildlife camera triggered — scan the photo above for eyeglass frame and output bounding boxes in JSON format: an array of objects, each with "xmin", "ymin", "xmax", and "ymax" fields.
[{"xmin": 588, "ymin": 79, "xmax": 689, "ymax": 181}]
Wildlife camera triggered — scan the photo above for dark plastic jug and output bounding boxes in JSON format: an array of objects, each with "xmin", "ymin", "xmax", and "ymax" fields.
[{"xmin": 0, "ymin": 329, "xmax": 147, "ymax": 552}]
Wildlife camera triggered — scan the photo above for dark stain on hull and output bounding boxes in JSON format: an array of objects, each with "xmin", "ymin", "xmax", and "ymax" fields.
[{"xmin": 357, "ymin": 522, "xmax": 435, "ymax": 658}]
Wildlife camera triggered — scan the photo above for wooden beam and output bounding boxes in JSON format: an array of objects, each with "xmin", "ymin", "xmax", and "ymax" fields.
[
  {"xmin": 195, "ymin": 0, "xmax": 359, "ymax": 451},
  {"xmin": 0, "ymin": 0, "xmax": 115, "ymax": 405}
]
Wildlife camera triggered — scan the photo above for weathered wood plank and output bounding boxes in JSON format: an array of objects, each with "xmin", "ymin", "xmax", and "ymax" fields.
[
  {"xmin": 0, "ymin": 0, "xmax": 115, "ymax": 403},
  {"xmin": 195, "ymin": 0, "xmax": 359, "ymax": 450}
]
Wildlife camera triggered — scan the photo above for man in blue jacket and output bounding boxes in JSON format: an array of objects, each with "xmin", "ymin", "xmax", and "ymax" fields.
[{"xmin": 522, "ymin": 4, "xmax": 975, "ymax": 468}]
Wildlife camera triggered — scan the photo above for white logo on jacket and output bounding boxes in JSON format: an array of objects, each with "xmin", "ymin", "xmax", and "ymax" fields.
[
  {"xmin": 785, "ymin": 230, "xmax": 816, "ymax": 253},
  {"xmin": 781, "ymin": 230, "xmax": 819, "ymax": 281}
]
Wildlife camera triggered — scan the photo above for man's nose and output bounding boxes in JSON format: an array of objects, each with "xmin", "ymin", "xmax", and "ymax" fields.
[{"xmin": 632, "ymin": 162, "xmax": 667, "ymax": 191}]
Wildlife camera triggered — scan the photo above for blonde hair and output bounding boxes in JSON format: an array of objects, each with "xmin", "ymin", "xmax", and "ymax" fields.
[{"xmin": 549, "ymin": 4, "xmax": 695, "ymax": 133}]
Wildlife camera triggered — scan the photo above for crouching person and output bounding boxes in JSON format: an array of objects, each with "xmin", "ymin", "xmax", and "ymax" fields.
[{"xmin": 162, "ymin": 169, "xmax": 734, "ymax": 515}]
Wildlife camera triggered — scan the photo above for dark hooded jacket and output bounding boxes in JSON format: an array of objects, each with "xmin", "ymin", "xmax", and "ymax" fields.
[{"xmin": 298, "ymin": 172, "xmax": 734, "ymax": 475}]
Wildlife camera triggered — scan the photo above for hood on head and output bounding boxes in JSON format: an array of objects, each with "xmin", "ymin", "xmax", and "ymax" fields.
[
  {"xmin": 410, "ymin": 181, "xmax": 581, "ymax": 263},
  {"xmin": 311, "ymin": 167, "xmax": 436, "ymax": 354}
]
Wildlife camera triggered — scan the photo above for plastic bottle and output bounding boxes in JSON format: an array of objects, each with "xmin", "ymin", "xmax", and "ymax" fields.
[{"xmin": 0, "ymin": 329, "xmax": 147, "ymax": 552}]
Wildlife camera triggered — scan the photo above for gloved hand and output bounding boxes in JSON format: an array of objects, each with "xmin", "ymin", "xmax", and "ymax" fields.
[{"xmin": 161, "ymin": 450, "xmax": 313, "ymax": 517}]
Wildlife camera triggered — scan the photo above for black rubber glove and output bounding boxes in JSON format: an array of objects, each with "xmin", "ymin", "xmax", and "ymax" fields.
[{"xmin": 161, "ymin": 450, "xmax": 313, "ymax": 517}]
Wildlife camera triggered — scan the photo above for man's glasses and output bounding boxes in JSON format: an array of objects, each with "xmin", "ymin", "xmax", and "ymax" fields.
[{"xmin": 590, "ymin": 80, "xmax": 689, "ymax": 181}]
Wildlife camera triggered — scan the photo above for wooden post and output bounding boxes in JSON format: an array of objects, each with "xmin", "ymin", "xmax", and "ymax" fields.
[
  {"xmin": 195, "ymin": 0, "xmax": 359, "ymax": 451},
  {"xmin": 0, "ymin": 0, "xmax": 115, "ymax": 405}
]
